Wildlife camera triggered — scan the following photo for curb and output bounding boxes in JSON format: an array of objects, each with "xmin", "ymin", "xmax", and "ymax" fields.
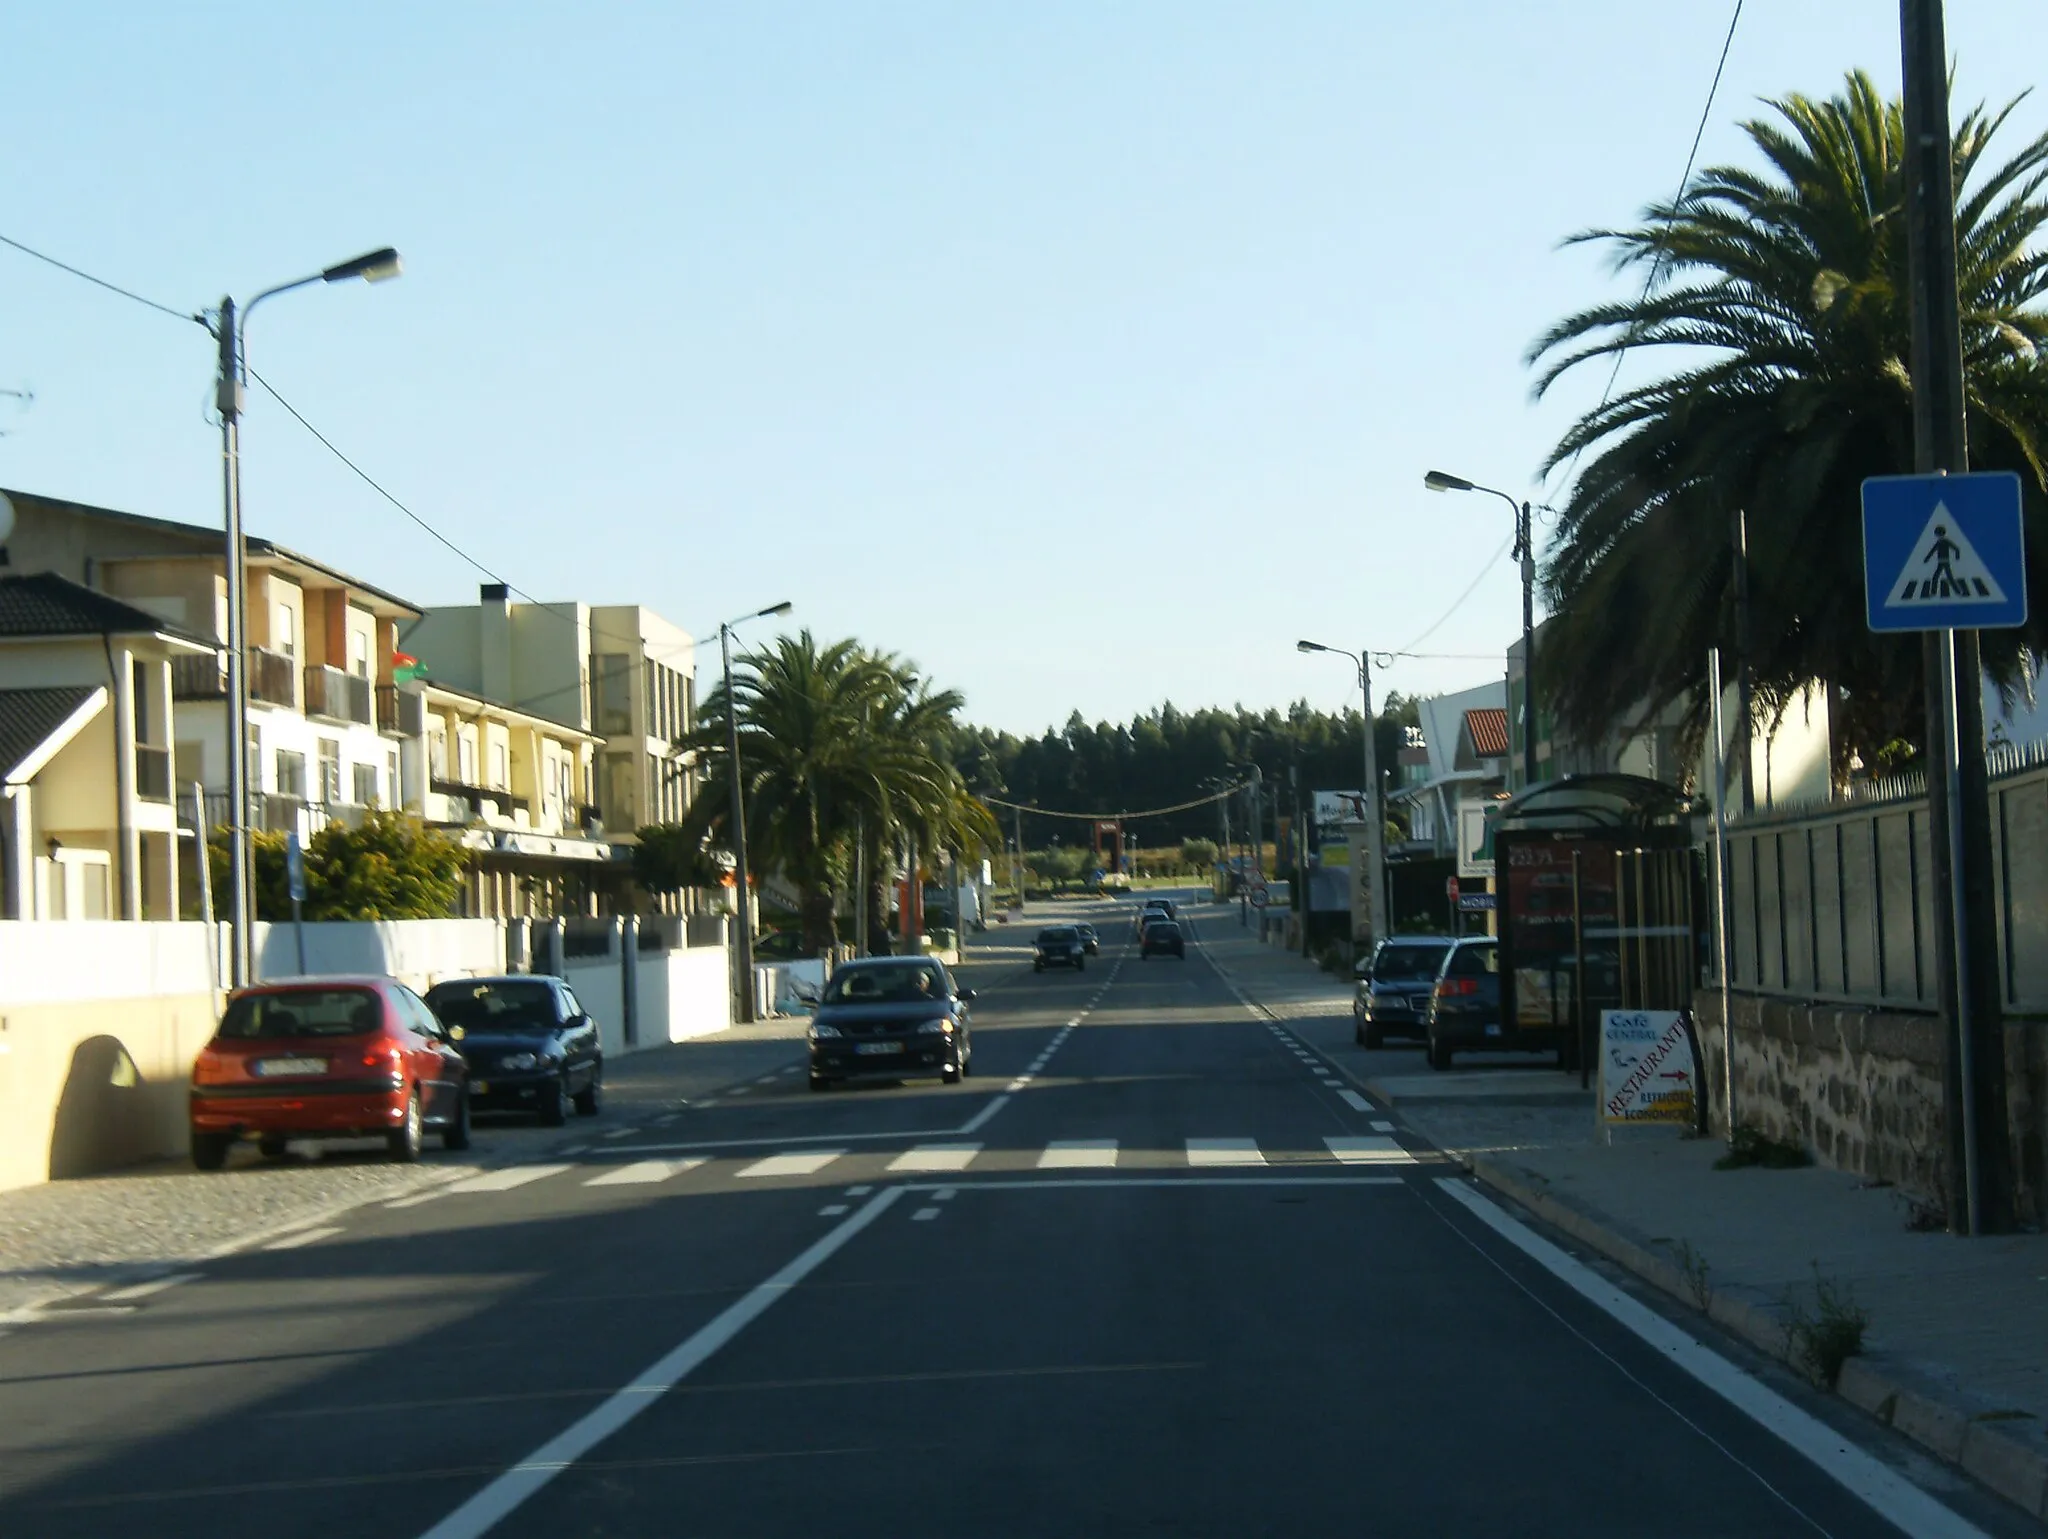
[{"xmin": 1210, "ymin": 934, "xmax": 2048, "ymax": 1527}]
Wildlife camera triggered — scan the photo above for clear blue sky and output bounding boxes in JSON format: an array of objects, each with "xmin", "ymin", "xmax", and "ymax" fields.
[{"xmin": 3, "ymin": 2, "xmax": 2042, "ymax": 735}]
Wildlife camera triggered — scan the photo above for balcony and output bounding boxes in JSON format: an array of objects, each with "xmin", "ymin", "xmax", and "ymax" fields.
[
  {"xmin": 183, "ymin": 790, "xmax": 313, "ymax": 834},
  {"xmin": 430, "ymin": 777, "xmax": 530, "ymax": 824},
  {"xmin": 305, "ymin": 664, "xmax": 372, "ymax": 726},
  {"xmin": 170, "ymin": 647, "xmax": 300, "ymax": 709},
  {"xmin": 135, "ymin": 745, "xmax": 172, "ymax": 803},
  {"xmin": 377, "ymin": 684, "xmax": 425, "ymax": 737}
]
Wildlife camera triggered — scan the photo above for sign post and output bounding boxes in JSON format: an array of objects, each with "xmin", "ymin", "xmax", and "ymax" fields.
[
  {"xmin": 1445, "ymin": 875, "xmax": 1459, "ymax": 935},
  {"xmin": 286, "ymin": 829, "xmax": 309, "ymax": 976},
  {"xmin": 1863, "ymin": 469, "xmax": 2026, "ymax": 1235}
]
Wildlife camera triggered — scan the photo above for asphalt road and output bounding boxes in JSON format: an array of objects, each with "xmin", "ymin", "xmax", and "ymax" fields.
[{"xmin": 0, "ymin": 890, "xmax": 2029, "ymax": 1538}]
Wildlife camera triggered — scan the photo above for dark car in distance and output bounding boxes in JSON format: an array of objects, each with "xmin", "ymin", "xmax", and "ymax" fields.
[
  {"xmin": 1423, "ymin": 938, "xmax": 1505, "ymax": 1070},
  {"xmin": 808, "ymin": 958, "xmax": 975, "ymax": 1090},
  {"xmin": 189, "ymin": 978, "xmax": 470, "ymax": 1168},
  {"xmin": 424, "ymin": 975, "xmax": 604, "ymax": 1125},
  {"xmin": 1140, "ymin": 919, "xmax": 1186, "ymax": 959},
  {"xmin": 1035, "ymin": 926, "xmax": 1087, "ymax": 971},
  {"xmin": 1354, "ymin": 935, "xmax": 1456, "ymax": 1048}
]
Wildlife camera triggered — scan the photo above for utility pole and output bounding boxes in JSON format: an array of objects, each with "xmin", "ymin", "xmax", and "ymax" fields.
[
  {"xmin": 1901, "ymin": 0, "xmax": 2012, "ymax": 1233},
  {"xmin": 1361, "ymin": 649, "xmax": 1387, "ymax": 949}
]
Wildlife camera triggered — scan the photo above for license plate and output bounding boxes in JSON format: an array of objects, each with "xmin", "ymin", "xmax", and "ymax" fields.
[
  {"xmin": 1484, "ymin": 1024, "xmax": 1502, "ymax": 1038},
  {"xmin": 253, "ymin": 1056, "xmax": 327, "ymax": 1077},
  {"xmin": 471, "ymin": 1080, "xmax": 491, "ymax": 1096},
  {"xmin": 854, "ymin": 1041, "xmax": 904, "ymax": 1056}
]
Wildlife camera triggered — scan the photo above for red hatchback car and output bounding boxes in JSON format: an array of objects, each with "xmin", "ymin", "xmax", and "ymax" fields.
[{"xmin": 189, "ymin": 977, "xmax": 471, "ymax": 1169}]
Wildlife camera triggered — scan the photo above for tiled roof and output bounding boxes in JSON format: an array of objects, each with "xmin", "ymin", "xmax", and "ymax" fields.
[
  {"xmin": 0, "ymin": 572, "xmax": 206, "ymax": 643},
  {"xmin": 0, "ymin": 685, "xmax": 102, "ymax": 782},
  {"xmin": 1464, "ymin": 707, "xmax": 1510, "ymax": 758}
]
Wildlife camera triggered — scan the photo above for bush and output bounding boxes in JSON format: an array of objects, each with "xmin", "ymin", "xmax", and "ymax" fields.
[
  {"xmin": 208, "ymin": 809, "xmax": 469, "ymax": 921},
  {"xmin": 1713, "ymin": 1126, "xmax": 1813, "ymax": 1171}
]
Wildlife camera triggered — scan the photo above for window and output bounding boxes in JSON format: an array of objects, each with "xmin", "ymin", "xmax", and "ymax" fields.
[
  {"xmin": 248, "ymin": 726, "xmax": 265, "ymax": 791},
  {"xmin": 353, "ymin": 763, "xmax": 379, "ymax": 806},
  {"xmin": 387, "ymin": 750, "xmax": 401, "ymax": 806},
  {"xmin": 603, "ymin": 752, "xmax": 634, "ymax": 826},
  {"xmin": 428, "ymin": 724, "xmax": 448, "ymax": 780},
  {"xmin": 131, "ymin": 658, "xmax": 150, "ymax": 741},
  {"xmin": 594, "ymin": 653, "xmax": 632, "ymax": 734},
  {"xmin": 457, "ymin": 731, "xmax": 477, "ymax": 786},
  {"xmin": 349, "ymin": 626, "xmax": 372, "ymax": 679},
  {"xmin": 273, "ymin": 601, "xmax": 296, "ymax": 659},
  {"xmin": 490, "ymin": 741, "xmax": 508, "ymax": 790},
  {"xmin": 317, "ymin": 738, "xmax": 342, "ymax": 803},
  {"xmin": 276, "ymin": 749, "xmax": 307, "ymax": 799}
]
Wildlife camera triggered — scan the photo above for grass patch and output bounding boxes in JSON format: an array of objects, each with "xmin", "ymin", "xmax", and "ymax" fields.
[
  {"xmin": 1714, "ymin": 1125, "xmax": 1813, "ymax": 1170},
  {"xmin": 1782, "ymin": 1264, "xmax": 1869, "ymax": 1387}
]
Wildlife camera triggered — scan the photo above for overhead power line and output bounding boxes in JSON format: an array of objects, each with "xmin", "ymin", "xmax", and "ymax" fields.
[
  {"xmin": 984, "ymin": 784, "xmax": 1248, "ymax": 822},
  {"xmin": 0, "ymin": 229, "xmax": 200, "ymax": 327}
]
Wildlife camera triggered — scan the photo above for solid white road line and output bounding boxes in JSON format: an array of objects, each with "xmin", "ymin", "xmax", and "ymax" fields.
[
  {"xmin": 1337, "ymin": 1090, "xmax": 1375, "ymax": 1114},
  {"xmin": 447, "ymin": 1164, "xmax": 575, "ymax": 1195},
  {"xmin": 415, "ymin": 1187, "xmax": 906, "ymax": 1539},
  {"xmin": 887, "ymin": 1144, "xmax": 982, "ymax": 1173},
  {"xmin": 386, "ymin": 1191, "xmax": 450, "ymax": 1211},
  {"xmin": 1038, "ymin": 1140, "xmax": 1119, "ymax": 1169},
  {"xmin": 101, "ymin": 1272, "xmax": 202, "ymax": 1302},
  {"xmin": 737, "ymin": 1150, "xmax": 845, "ymax": 1179},
  {"xmin": 584, "ymin": 1158, "xmax": 706, "ymax": 1187},
  {"xmin": 262, "ymin": 1226, "xmax": 342, "ymax": 1251},
  {"xmin": 1433, "ymin": 1179, "xmax": 1991, "ymax": 1539},
  {"xmin": 1185, "ymin": 1138, "xmax": 1264, "ymax": 1167},
  {"xmin": 1371, "ymin": 1120, "xmax": 1396, "ymax": 1133},
  {"xmin": 1324, "ymin": 1137, "xmax": 1414, "ymax": 1166}
]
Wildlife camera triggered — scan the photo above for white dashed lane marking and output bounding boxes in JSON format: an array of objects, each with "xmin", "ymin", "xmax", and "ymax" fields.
[
  {"xmin": 886, "ymin": 1144, "xmax": 982, "ymax": 1173},
  {"xmin": 448, "ymin": 1164, "xmax": 575, "ymax": 1195},
  {"xmin": 1324, "ymin": 1137, "xmax": 1415, "ymax": 1166},
  {"xmin": 736, "ymin": 1150, "xmax": 845, "ymax": 1179},
  {"xmin": 1039, "ymin": 1140, "xmax": 1119, "ymax": 1169},
  {"xmin": 584, "ymin": 1158, "xmax": 707, "ymax": 1187},
  {"xmin": 1186, "ymin": 1138, "xmax": 1264, "ymax": 1168}
]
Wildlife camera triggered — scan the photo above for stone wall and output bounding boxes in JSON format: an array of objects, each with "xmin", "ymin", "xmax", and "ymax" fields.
[{"xmin": 1693, "ymin": 991, "xmax": 2048, "ymax": 1226}]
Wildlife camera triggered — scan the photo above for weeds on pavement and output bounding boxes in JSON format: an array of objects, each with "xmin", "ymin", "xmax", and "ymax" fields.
[
  {"xmin": 1714, "ymin": 1125, "xmax": 1813, "ymax": 1171},
  {"xmin": 1781, "ymin": 1264, "xmax": 1869, "ymax": 1387},
  {"xmin": 1669, "ymin": 1239, "xmax": 1714, "ymax": 1312}
]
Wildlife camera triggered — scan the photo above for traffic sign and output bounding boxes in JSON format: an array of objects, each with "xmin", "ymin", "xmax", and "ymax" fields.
[
  {"xmin": 1445, "ymin": 876, "xmax": 1460, "ymax": 902},
  {"xmin": 1457, "ymin": 892, "xmax": 1495, "ymax": 912},
  {"xmin": 285, "ymin": 831, "xmax": 307, "ymax": 903},
  {"xmin": 1863, "ymin": 471, "xmax": 2027, "ymax": 632},
  {"xmin": 1249, "ymin": 888, "xmax": 1270, "ymax": 909}
]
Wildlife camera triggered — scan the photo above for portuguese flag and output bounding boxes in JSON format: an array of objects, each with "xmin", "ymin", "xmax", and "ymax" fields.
[{"xmin": 392, "ymin": 650, "xmax": 427, "ymax": 685}]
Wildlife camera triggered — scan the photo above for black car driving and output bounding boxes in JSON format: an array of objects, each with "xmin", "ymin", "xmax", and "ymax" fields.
[
  {"xmin": 1034, "ymin": 926, "xmax": 1086, "ymax": 971},
  {"xmin": 1140, "ymin": 919, "xmax": 1185, "ymax": 959},
  {"xmin": 423, "ymin": 975, "xmax": 604, "ymax": 1125},
  {"xmin": 808, "ymin": 958, "xmax": 975, "ymax": 1091},
  {"xmin": 1354, "ymin": 935, "xmax": 1455, "ymax": 1048}
]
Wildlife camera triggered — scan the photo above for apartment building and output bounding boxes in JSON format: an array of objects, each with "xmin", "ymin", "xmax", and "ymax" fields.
[
  {"xmin": 403, "ymin": 585, "xmax": 696, "ymax": 843},
  {"xmin": 0, "ymin": 573, "xmax": 214, "ymax": 919}
]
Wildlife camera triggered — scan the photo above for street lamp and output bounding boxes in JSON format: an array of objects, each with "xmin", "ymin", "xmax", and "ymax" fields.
[
  {"xmin": 719, "ymin": 600, "xmax": 792, "ymax": 1024},
  {"xmin": 1297, "ymin": 639, "xmax": 1387, "ymax": 950},
  {"xmin": 1424, "ymin": 469, "xmax": 1539, "ymax": 790},
  {"xmin": 216, "ymin": 248, "xmax": 403, "ymax": 988}
]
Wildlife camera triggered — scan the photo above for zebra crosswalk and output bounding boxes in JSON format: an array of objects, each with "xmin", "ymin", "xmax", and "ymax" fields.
[{"xmin": 392, "ymin": 1135, "xmax": 1419, "ymax": 1207}]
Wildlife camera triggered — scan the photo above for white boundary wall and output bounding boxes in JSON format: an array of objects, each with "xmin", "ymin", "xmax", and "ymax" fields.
[{"xmin": 251, "ymin": 920, "xmax": 505, "ymax": 992}]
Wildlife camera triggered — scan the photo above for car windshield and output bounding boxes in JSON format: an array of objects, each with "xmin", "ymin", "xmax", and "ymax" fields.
[
  {"xmin": 1037, "ymin": 929, "xmax": 1077, "ymax": 943},
  {"xmin": 1375, "ymin": 946, "xmax": 1450, "ymax": 981},
  {"xmin": 426, "ymin": 980, "xmax": 561, "ymax": 1032},
  {"xmin": 218, "ymin": 987, "xmax": 381, "ymax": 1039},
  {"xmin": 823, "ymin": 965, "xmax": 947, "ymax": 1003}
]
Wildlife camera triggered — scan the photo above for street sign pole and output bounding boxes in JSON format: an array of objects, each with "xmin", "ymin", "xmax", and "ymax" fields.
[{"xmin": 1938, "ymin": 627, "xmax": 1982, "ymax": 1231}]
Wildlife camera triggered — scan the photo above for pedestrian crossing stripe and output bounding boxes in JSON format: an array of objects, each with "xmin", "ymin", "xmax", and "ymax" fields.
[{"xmin": 1886, "ymin": 503, "xmax": 2008, "ymax": 607}]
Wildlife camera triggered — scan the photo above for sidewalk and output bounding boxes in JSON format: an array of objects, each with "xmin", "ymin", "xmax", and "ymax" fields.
[{"xmin": 1193, "ymin": 908, "xmax": 2048, "ymax": 1526}]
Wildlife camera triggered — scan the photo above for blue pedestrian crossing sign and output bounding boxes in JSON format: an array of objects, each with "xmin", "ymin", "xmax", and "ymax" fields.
[{"xmin": 1862, "ymin": 471, "xmax": 2027, "ymax": 632}]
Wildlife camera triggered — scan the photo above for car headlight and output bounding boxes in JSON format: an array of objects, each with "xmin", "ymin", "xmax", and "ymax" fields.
[
  {"xmin": 499, "ymin": 1051, "xmax": 541, "ymax": 1071},
  {"xmin": 810, "ymin": 1023, "xmax": 843, "ymax": 1040},
  {"xmin": 916, "ymin": 1019, "xmax": 953, "ymax": 1035}
]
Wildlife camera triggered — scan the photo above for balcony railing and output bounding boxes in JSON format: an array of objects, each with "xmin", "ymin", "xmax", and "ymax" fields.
[
  {"xmin": 305, "ymin": 664, "xmax": 372, "ymax": 726},
  {"xmin": 135, "ymin": 745, "xmax": 172, "ymax": 803},
  {"xmin": 430, "ymin": 777, "xmax": 531, "ymax": 823},
  {"xmin": 170, "ymin": 647, "xmax": 301, "ymax": 709},
  {"xmin": 377, "ymin": 683, "xmax": 425, "ymax": 737},
  {"xmin": 183, "ymin": 790, "xmax": 318, "ymax": 834}
]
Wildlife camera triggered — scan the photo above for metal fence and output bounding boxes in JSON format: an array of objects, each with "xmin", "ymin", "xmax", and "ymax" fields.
[{"xmin": 1722, "ymin": 740, "xmax": 2048, "ymax": 1015}]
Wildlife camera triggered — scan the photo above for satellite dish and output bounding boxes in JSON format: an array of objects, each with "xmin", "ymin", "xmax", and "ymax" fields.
[{"xmin": 0, "ymin": 490, "xmax": 13, "ymax": 544}]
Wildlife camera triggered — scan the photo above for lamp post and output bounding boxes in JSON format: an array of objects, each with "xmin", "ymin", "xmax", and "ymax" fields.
[
  {"xmin": 719, "ymin": 600, "xmax": 793, "ymax": 1024},
  {"xmin": 1298, "ymin": 640, "xmax": 1386, "ymax": 950},
  {"xmin": 1423, "ymin": 470, "xmax": 1538, "ymax": 791},
  {"xmin": 216, "ymin": 248, "xmax": 402, "ymax": 988}
]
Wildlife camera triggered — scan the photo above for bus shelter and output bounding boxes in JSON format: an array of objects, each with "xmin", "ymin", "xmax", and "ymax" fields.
[{"xmin": 1492, "ymin": 775, "xmax": 1705, "ymax": 1079}]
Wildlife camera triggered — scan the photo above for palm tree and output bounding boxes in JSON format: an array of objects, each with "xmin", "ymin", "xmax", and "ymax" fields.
[
  {"xmin": 1527, "ymin": 70, "xmax": 2048, "ymax": 768},
  {"xmin": 679, "ymin": 632, "xmax": 995, "ymax": 953}
]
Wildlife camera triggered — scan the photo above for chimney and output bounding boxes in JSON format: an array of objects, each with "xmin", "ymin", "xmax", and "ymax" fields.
[{"xmin": 480, "ymin": 582, "xmax": 511, "ymax": 704}]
